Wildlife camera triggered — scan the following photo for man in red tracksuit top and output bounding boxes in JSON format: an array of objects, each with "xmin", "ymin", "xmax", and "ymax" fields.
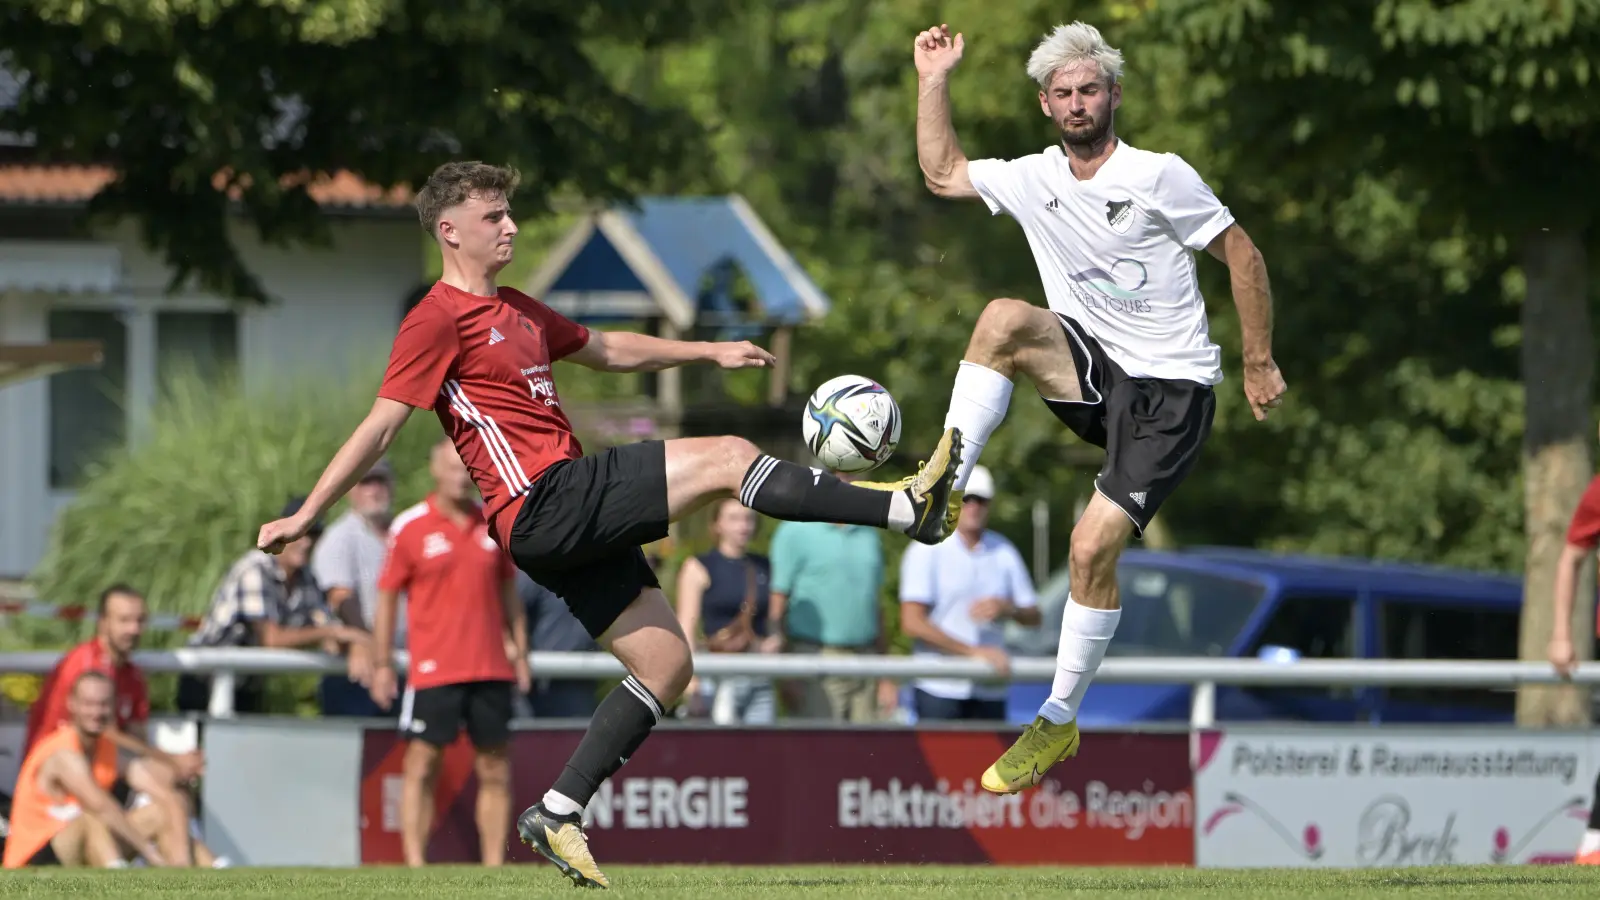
[{"xmin": 368, "ymin": 438, "xmax": 530, "ymax": 868}]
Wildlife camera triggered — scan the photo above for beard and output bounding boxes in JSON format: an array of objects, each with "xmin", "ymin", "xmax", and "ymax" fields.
[{"xmin": 1057, "ymin": 112, "xmax": 1112, "ymax": 149}]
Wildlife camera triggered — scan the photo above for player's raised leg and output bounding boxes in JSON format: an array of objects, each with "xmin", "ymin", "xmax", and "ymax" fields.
[
  {"xmin": 518, "ymin": 587, "xmax": 690, "ymax": 888},
  {"xmin": 876, "ymin": 297, "xmax": 1082, "ymax": 530},
  {"xmin": 982, "ymin": 494, "xmax": 1128, "ymax": 793},
  {"xmin": 663, "ymin": 431, "xmax": 963, "ymax": 545}
]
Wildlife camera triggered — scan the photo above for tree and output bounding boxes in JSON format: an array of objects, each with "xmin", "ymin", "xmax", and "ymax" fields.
[
  {"xmin": 1152, "ymin": 0, "xmax": 1600, "ymax": 724},
  {"xmin": 0, "ymin": 0, "xmax": 714, "ymax": 303}
]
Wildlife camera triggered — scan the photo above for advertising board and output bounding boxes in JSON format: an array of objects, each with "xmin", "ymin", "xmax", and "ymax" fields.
[
  {"xmin": 359, "ymin": 726, "xmax": 1195, "ymax": 866},
  {"xmin": 1193, "ymin": 728, "xmax": 1596, "ymax": 867}
]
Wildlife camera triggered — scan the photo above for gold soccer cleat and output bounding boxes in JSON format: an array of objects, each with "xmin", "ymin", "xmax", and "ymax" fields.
[
  {"xmin": 980, "ymin": 716, "xmax": 1081, "ymax": 794},
  {"xmin": 857, "ymin": 427, "xmax": 963, "ymax": 545},
  {"xmin": 518, "ymin": 804, "xmax": 610, "ymax": 889}
]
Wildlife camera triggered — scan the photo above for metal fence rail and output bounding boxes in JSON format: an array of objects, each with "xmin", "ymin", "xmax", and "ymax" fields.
[{"xmin": 2, "ymin": 648, "xmax": 1596, "ymax": 725}]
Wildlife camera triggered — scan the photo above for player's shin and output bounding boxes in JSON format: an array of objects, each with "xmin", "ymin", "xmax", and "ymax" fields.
[
  {"xmin": 543, "ymin": 675, "xmax": 663, "ymax": 816},
  {"xmin": 739, "ymin": 455, "xmax": 909, "ymax": 530},
  {"xmin": 943, "ymin": 361, "xmax": 1013, "ymax": 491},
  {"xmin": 1038, "ymin": 596, "xmax": 1121, "ymax": 725}
]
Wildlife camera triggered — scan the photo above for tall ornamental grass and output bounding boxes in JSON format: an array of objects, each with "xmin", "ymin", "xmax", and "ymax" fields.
[{"xmin": 23, "ymin": 360, "xmax": 446, "ymax": 713}]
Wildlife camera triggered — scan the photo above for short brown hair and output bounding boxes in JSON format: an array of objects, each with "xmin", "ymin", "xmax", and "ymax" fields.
[{"xmin": 415, "ymin": 161, "xmax": 520, "ymax": 237}]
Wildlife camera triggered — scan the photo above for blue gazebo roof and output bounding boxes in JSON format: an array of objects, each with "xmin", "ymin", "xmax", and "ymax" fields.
[{"xmin": 525, "ymin": 195, "xmax": 830, "ymax": 330}]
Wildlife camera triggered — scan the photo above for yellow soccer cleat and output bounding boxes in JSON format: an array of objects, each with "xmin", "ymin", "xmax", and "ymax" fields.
[
  {"xmin": 855, "ymin": 427, "xmax": 963, "ymax": 545},
  {"xmin": 980, "ymin": 716, "xmax": 1081, "ymax": 794},
  {"xmin": 518, "ymin": 803, "xmax": 611, "ymax": 889}
]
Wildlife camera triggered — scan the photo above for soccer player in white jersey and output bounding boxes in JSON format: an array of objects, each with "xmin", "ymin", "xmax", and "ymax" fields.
[{"xmin": 904, "ymin": 21, "xmax": 1287, "ymax": 792}]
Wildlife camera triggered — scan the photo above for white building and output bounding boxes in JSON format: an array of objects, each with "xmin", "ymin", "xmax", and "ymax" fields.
[{"xmin": 0, "ymin": 164, "xmax": 424, "ymax": 577}]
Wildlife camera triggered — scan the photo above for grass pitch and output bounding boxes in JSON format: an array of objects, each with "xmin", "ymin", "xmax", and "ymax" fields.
[{"xmin": 1, "ymin": 864, "xmax": 1598, "ymax": 897}]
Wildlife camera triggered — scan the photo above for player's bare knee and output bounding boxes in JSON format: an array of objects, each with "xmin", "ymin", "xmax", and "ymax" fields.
[
  {"xmin": 1068, "ymin": 526, "xmax": 1120, "ymax": 586},
  {"xmin": 718, "ymin": 436, "xmax": 760, "ymax": 476},
  {"xmin": 403, "ymin": 740, "xmax": 441, "ymax": 779},
  {"xmin": 972, "ymin": 298, "xmax": 1037, "ymax": 348},
  {"xmin": 475, "ymin": 751, "xmax": 511, "ymax": 787}
]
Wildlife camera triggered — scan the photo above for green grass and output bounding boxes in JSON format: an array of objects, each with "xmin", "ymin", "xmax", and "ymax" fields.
[{"xmin": 1, "ymin": 865, "xmax": 1597, "ymax": 898}]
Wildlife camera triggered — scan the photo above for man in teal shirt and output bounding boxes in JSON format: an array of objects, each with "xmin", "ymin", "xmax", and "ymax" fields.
[{"xmin": 769, "ymin": 518, "xmax": 890, "ymax": 722}]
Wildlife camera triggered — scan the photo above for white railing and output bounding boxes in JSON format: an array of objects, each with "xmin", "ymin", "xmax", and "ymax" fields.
[{"xmin": 2, "ymin": 648, "xmax": 1596, "ymax": 726}]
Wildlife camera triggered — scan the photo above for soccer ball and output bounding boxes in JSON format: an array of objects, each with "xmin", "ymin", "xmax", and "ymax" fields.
[{"xmin": 801, "ymin": 375, "xmax": 902, "ymax": 474}]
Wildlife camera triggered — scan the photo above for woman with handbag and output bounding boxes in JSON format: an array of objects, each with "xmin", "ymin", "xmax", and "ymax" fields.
[{"xmin": 674, "ymin": 499, "xmax": 782, "ymax": 725}]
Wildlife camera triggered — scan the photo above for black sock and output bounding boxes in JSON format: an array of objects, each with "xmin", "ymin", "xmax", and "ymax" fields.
[
  {"xmin": 549, "ymin": 675, "xmax": 663, "ymax": 811},
  {"xmin": 739, "ymin": 455, "xmax": 891, "ymax": 527},
  {"xmin": 1590, "ymin": 770, "xmax": 1600, "ymax": 829}
]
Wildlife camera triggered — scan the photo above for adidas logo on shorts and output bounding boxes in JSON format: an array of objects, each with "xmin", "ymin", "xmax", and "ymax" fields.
[
  {"xmin": 488, "ymin": 327, "xmax": 506, "ymax": 345},
  {"xmin": 1129, "ymin": 491, "xmax": 1147, "ymax": 509}
]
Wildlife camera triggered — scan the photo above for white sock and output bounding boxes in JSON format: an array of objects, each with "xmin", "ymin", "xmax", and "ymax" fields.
[
  {"xmin": 942, "ymin": 361, "xmax": 1013, "ymax": 492},
  {"xmin": 542, "ymin": 790, "xmax": 583, "ymax": 818},
  {"xmin": 1580, "ymin": 828, "xmax": 1600, "ymax": 856},
  {"xmin": 1038, "ymin": 597, "xmax": 1121, "ymax": 725},
  {"xmin": 888, "ymin": 492, "xmax": 914, "ymax": 531}
]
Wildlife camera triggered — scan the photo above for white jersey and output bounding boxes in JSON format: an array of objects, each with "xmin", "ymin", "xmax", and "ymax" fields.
[{"xmin": 966, "ymin": 141, "xmax": 1234, "ymax": 385}]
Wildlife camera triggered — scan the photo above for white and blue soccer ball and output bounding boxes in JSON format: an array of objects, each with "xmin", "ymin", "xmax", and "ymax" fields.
[{"xmin": 801, "ymin": 374, "xmax": 902, "ymax": 474}]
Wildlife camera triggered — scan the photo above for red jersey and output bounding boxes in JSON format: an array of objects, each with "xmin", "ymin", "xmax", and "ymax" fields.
[
  {"xmin": 378, "ymin": 281, "xmax": 591, "ymax": 549},
  {"xmin": 1565, "ymin": 474, "xmax": 1600, "ymax": 638},
  {"xmin": 378, "ymin": 494, "xmax": 517, "ymax": 690},
  {"xmin": 24, "ymin": 638, "xmax": 149, "ymax": 756}
]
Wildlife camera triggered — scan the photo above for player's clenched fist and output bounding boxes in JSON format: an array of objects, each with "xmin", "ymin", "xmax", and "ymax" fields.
[{"xmin": 914, "ymin": 23, "xmax": 964, "ymax": 77}]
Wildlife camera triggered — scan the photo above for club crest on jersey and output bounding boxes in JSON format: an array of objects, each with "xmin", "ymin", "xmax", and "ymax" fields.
[{"xmin": 1106, "ymin": 199, "xmax": 1135, "ymax": 234}]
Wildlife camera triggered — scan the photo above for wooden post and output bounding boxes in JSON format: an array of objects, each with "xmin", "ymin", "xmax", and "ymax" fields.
[{"xmin": 767, "ymin": 326, "xmax": 793, "ymax": 407}]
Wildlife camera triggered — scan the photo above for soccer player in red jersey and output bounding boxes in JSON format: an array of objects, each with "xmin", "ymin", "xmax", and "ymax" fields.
[
  {"xmin": 1548, "ymin": 470, "xmax": 1600, "ymax": 865},
  {"xmin": 255, "ymin": 161, "xmax": 962, "ymax": 887}
]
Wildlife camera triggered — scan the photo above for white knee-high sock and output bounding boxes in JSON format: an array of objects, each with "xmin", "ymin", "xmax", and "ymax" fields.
[
  {"xmin": 1039, "ymin": 597, "xmax": 1121, "ymax": 725},
  {"xmin": 943, "ymin": 361, "xmax": 1014, "ymax": 491}
]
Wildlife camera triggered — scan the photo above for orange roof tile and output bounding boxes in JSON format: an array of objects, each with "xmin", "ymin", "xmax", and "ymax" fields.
[{"xmin": 0, "ymin": 164, "xmax": 413, "ymax": 210}]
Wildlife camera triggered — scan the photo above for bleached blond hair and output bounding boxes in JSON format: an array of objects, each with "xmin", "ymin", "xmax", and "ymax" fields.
[{"xmin": 1026, "ymin": 21, "xmax": 1124, "ymax": 88}]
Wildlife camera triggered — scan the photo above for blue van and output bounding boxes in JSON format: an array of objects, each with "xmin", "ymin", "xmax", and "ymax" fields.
[{"xmin": 999, "ymin": 546, "xmax": 1525, "ymax": 727}]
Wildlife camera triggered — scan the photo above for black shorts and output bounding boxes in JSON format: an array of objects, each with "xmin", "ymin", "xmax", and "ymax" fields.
[
  {"xmin": 509, "ymin": 440, "xmax": 669, "ymax": 639},
  {"xmin": 399, "ymin": 680, "xmax": 513, "ymax": 749},
  {"xmin": 1043, "ymin": 314, "xmax": 1215, "ymax": 538},
  {"xmin": 25, "ymin": 840, "xmax": 61, "ymax": 867},
  {"xmin": 111, "ymin": 777, "xmax": 132, "ymax": 807}
]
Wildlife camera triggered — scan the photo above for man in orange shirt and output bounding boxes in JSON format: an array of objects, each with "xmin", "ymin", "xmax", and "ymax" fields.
[
  {"xmin": 24, "ymin": 585, "xmax": 213, "ymax": 867},
  {"xmin": 369, "ymin": 438, "xmax": 531, "ymax": 868},
  {"xmin": 4, "ymin": 671, "xmax": 171, "ymax": 868}
]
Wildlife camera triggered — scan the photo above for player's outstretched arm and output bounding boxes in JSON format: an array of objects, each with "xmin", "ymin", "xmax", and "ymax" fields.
[
  {"xmin": 915, "ymin": 24, "xmax": 977, "ymax": 199},
  {"xmin": 564, "ymin": 330, "xmax": 775, "ymax": 373},
  {"xmin": 257, "ymin": 398, "xmax": 414, "ymax": 552},
  {"xmin": 1206, "ymin": 223, "xmax": 1286, "ymax": 421}
]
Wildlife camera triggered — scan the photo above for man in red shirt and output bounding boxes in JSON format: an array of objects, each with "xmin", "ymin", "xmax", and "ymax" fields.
[
  {"xmin": 1548, "ymin": 472, "xmax": 1600, "ymax": 865},
  {"xmin": 368, "ymin": 437, "xmax": 530, "ymax": 868},
  {"xmin": 24, "ymin": 585, "xmax": 215, "ymax": 867},
  {"xmin": 255, "ymin": 160, "xmax": 963, "ymax": 888}
]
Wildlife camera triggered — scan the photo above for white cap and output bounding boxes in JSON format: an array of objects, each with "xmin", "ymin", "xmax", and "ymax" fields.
[{"xmin": 963, "ymin": 465, "xmax": 995, "ymax": 501}]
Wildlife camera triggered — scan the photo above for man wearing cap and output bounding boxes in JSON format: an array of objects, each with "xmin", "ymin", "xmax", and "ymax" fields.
[
  {"xmin": 177, "ymin": 497, "xmax": 374, "ymax": 714},
  {"xmin": 898, "ymin": 465, "xmax": 1041, "ymax": 721},
  {"xmin": 313, "ymin": 457, "xmax": 402, "ymax": 717}
]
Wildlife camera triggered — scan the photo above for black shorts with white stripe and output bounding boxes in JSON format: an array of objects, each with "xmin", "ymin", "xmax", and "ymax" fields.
[
  {"xmin": 508, "ymin": 440, "xmax": 668, "ymax": 639},
  {"xmin": 1041, "ymin": 314, "xmax": 1215, "ymax": 539}
]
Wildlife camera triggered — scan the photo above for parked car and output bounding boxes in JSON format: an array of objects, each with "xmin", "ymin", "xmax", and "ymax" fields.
[{"xmin": 1001, "ymin": 546, "xmax": 1524, "ymax": 727}]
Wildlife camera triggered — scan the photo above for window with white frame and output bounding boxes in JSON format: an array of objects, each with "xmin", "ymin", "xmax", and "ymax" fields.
[
  {"xmin": 47, "ymin": 304, "xmax": 239, "ymax": 489},
  {"xmin": 47, "ymin": 309, "xmax": 128, "ymax": 488},
  {"xmin": 156, "ymin": 310, "xmax": 238, "ymax": 390}
]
